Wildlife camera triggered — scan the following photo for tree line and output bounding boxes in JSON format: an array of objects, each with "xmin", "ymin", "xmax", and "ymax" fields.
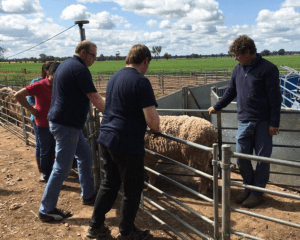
[{"xmin": 0, "ymin": 42, "xmax": 299, "ymax": 63}]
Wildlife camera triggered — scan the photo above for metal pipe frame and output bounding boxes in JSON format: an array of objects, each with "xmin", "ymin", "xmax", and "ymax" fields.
[
  {"xmin": 145, "ymin": 182, "xmax": 214, "ymax": 225},
  {"xmin": 231, "ymin": 230, "xmax": 265, "ymax": 240},
  {"xmin": 222, "ymin": 141, "xmax": 300, "ymax": 148},
  {"xmin": 145, "ymin": 129, "xmax": 213, "ymax": 153},
  {"xmin": 145, "ymin": 166, "xmax": 213, "ymax": 203},
  {"xmin": 143, "ymin": 208, "xmax": 189, "ymax": 240},
  {"xmin": 232, "ymin": 152, "xmax": 300, "ymax": 168},
  {"xmin": 144, "ymin": 196, "xmax": 211, "ymax": 240},
  {"xmin": 212, "ymin": 143, "xmax": 220, "ymax": 240},
  {"xmin": 145, "ymin": 148, "xmax": 213, "ymax": 180},
  {"xmin": 231, "ymin": 181, "xmax": 300, "ymax": 200},
  {"xmin": 231, "ymin": 207, "xmax": 300, "ymax": 229},
  {"xmin": 221, "ymin": 145, "xmax": 231, "ymax": 240}
]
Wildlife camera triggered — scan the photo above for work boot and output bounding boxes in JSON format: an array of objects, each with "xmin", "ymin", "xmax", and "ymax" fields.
[
  {"xmin": 235, "ymin": 191, "xmax": 250, "ymax": 204},
  {"xmin": 39, "ymin": 208, "xmax": 72, "ymax": 222},
  {"xmin": 242, "ymin": 194, "xmax": 263, "ymax": 208},
  {"xmin": 86, "ymin": 224, "xmax": 110, "ymax": 239},
  {"xmin": 118, "ymin": 226, "xmax": 151, "ymax": 240}
]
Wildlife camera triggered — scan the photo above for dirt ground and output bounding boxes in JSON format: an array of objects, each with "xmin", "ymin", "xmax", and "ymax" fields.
[{"xmin": 1, "ymin": 125, "xmax": 300, "ymax": 240}]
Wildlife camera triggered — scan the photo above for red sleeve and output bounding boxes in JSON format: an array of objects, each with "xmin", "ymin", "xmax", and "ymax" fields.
[{"xmin": 25, "ymin": 80, "xmax": 43, "ymax": 96}]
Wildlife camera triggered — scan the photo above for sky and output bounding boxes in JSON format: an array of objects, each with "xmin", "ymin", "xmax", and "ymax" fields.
[{"xmin": 0, "ymin": 0, "xmax": 300, "ymax": 59}]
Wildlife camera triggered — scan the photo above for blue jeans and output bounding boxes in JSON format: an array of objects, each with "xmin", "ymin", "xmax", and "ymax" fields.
[
  {"xmin": 236, "ymin": 121, "xmax": 272, "ymax": 197},
  {"xmin": 89, "ymin": 144, "xmax": 144, "ymax": 236},
  {"xmin": 39, "ymin": 122, "xmax": 94, "ymax": 214},
  {"xmin": 32, "ymin": 121, "xmax": 40, "ymax": 158},
  {"xmin": 36, "ymin": 126, "xmax": 55, "ymax": 181}
]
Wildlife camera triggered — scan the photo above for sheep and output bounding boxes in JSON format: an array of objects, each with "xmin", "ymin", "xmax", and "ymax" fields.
[
  {"xmin": 144, "ymin": 115, "xmax": 218, "ymax": 195},
  {"xmin": 0, "ymin": 87, "xmax": 31, "ymax": 126}
]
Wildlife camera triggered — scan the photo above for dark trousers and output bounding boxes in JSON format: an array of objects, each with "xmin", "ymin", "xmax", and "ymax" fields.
[
  {"xmin": 36, "ymin": 126, "xmax": 55, "ymax": 182},
  {"xmin": 90, "ymin": 143, "xmax": 145, "ymax": 236},
  {"xmin": 236, "ymin": 121, "xmax": 272, "ymax": 197}
]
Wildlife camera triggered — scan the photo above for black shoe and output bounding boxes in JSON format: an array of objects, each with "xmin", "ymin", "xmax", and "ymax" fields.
[
  {"xmin": 82, "ymin": 191, "xmax": 98, "ymax": 206},
  {"xmin": 87, "ymin": 224, "xmax": 110, "ymax": 239},
  {"xmin": 118, "ymin": 226, "xmax": 151, "ymax": 240},
  {"xmin": 235, "ymin": 191, "xmax": 251, "ymax": 204},
  {"xmin": 38, "ymin": 208, "xmax": 72, "ymax": 222}
]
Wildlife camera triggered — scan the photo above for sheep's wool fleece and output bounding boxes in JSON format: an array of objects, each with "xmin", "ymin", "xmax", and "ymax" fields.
[{"xmin": 144, "ymin": 115, "xmax": 218, "ymax": 170}]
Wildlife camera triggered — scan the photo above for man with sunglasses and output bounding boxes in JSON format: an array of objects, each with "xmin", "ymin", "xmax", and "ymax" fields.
[{"xmin": 38, "ymin": 40, "xmax": 105, "ymax": 222}]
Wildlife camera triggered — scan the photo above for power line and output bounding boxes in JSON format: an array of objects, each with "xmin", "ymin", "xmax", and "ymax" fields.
[{"xmin": 6, "ymin": 24, "xmax": 76, "ymax": 59}]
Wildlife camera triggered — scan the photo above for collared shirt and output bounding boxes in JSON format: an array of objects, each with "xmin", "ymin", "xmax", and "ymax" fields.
[
  {"xmin": 99, "ymin": 67, "xmax": 158, "ymax": 154},
  {"xmin": 47, "ymin": 55, "xmax": 97, "ymax": 129},
  {"xmin": 26, "ymin": 76, "xmax": 52, "ymax": 127}
]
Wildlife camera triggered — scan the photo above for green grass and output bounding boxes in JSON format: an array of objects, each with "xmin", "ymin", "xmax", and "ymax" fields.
[{"xmin": 1, "ymin": 55, "xmax": 300, "ymax": 76}]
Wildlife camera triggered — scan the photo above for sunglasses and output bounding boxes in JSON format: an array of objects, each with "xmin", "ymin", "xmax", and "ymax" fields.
[{"xmin": 87, "ymin": 52, "xmax": 96, "ymax": 58}]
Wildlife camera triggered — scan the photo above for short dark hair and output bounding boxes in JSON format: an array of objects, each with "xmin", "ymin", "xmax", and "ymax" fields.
[
  {"xmin": 229, "ymin": 35, "xmax": 257, "ymax": 55},
  {"xmin": 49, "ymin": 62, "xmax": 60, "ymax": 73},
  {"xmin": 75, "ymin": 40, "xmax": 97, "ymax": 55},
  {"xmin": 41, "ymin": 61, "xmax": 54, "ymax": 78},
  {"xmin": 125, "ymin": 44, "xmax": 152, "ymax": 65}
]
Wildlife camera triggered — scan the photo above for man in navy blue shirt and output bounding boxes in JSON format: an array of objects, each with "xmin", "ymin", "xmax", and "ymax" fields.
[
  {"xmin": 209, "ymin": 35, "xmax": 281, "ymax": 208},
  {"xmin": 38, "ymin": 40, "xmax": 105, "ymax": 222},
  {"xmin": 87, "ymin": 44, "xmax": 160, "ymax": 240}
]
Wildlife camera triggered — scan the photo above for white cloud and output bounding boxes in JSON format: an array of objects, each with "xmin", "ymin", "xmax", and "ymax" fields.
[
  {"xmin": 61, "ymin": 5, "xmax": 125, "ymax": 30},
  {"xmin": 89, "ymin": 11, "xmax": 126, "ymax": 29},
  {"xmin": 256, "ymin": 7, "xmax": 300, "ymax": 22},
  {"xmin": 159, "ymin": 20, "xmax": 171, "ymax": 28},
  {"xmin": 282, "ymin": 0, "xmax": 300, "ymax": 8},
  {"xmin": 60, "ymin": 4, "xmax": 90, "ymax": 20},
  {"xmin": 77, "ymin": 0, "xmax": 224, "ymax": 22},
  {"xmin": 146, "ymin": 19, "xmax": 157, "ymax": 27},
  {"xmin": 0, "ymin": 0, "xmax": 43, "ymax": 16},
  {"xmin": 77, "ymin": 0, "xmax": 224, "ymax": 34},
  {"xmin": 124, "ymin": 23, "xmax": 132, "ymax": 28},
  {"xmin": 46, "ymin": 18, "xmax": 54, "ymax": 23},
  {"xmin": 255, "ymin": 7, "xmax": 300, "ymax": 36}
]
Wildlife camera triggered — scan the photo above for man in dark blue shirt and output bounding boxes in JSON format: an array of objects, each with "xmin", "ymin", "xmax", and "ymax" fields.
[
  {"xmin": 38, "ymin": 40, "xmax": 105, "ymax": 222},
  {"xmin": 87, "ymin": 44, "xmax": 160, "ymax": 240},
  {"xmin": 209, "ymin": 35, "xmax": 281, "ymax": 208}
]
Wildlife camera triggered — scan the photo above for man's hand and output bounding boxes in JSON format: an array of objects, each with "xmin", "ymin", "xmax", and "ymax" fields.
[
  {"xmin": 147, "ymin": 128, "xmax": 161, "ymax": 139},
  {"xmin": 208, "ymin": 107, "xmax": 217, "ymax": 115},
  {"xmin": 269, "ymin": 126, "xmax": 279, "ymax": 136}
]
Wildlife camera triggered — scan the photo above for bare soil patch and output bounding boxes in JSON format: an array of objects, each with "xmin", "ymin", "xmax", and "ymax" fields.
[{"xmin": 1, "ymin": 125, "xmax": 300, "ymax": 240}]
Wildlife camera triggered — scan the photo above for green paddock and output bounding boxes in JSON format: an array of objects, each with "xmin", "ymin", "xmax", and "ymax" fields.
[{"xmin": 0, "ymin": 55, "xmax": 299, "ymax": 76}]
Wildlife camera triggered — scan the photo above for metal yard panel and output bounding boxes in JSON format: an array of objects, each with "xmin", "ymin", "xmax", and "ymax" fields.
[
  {"xmin": 156, "ymin": 80, "xmax": 230, "ymax": 118},
  {"xmin": 211, "ymin": 86, "xmax": 300, "ymax": 187}
]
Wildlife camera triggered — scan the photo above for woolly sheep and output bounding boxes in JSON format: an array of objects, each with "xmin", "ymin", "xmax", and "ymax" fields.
[{"xmin": 144, "ymin": 115, "xmax": 218, "ymax": 195}]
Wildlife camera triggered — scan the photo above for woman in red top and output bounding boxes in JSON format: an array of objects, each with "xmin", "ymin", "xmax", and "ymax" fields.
[{"xmin": 15, "ymin": 62, "xmax": 60, "ymax": 182}]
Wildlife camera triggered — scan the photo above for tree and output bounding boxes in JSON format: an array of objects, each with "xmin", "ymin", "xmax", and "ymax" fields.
[
  {"xmin": 272, "ymin": 50, "xmax": 278, "ymax": 56},
  {"xmin": 163, "ymin": 52, "xmax": 171, "ymax": 60},
  {"xmin": 98, "ymin": 54, "xmax": 106, "ymax": 61},
  {"xmin": 151, "ymin": 46, "xmax": 162, "ymax": 60},
  {"xmin": 261, "ymin": 49, "xmax": 271, "ymax": 56},
  {"xmin": 116, "ymin": 51, "xmax": 120, "ymax": 60},
  {"xmin": 278, "ymin": 49, "xmax": 285, "ymax": 55},
  {"xmin": 46, "ymin": 56, "xmax": 55, "ymax": 61},
  {"xmin": 39, "ymin": 53, "xmax": 47, "ymax": 62}
]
